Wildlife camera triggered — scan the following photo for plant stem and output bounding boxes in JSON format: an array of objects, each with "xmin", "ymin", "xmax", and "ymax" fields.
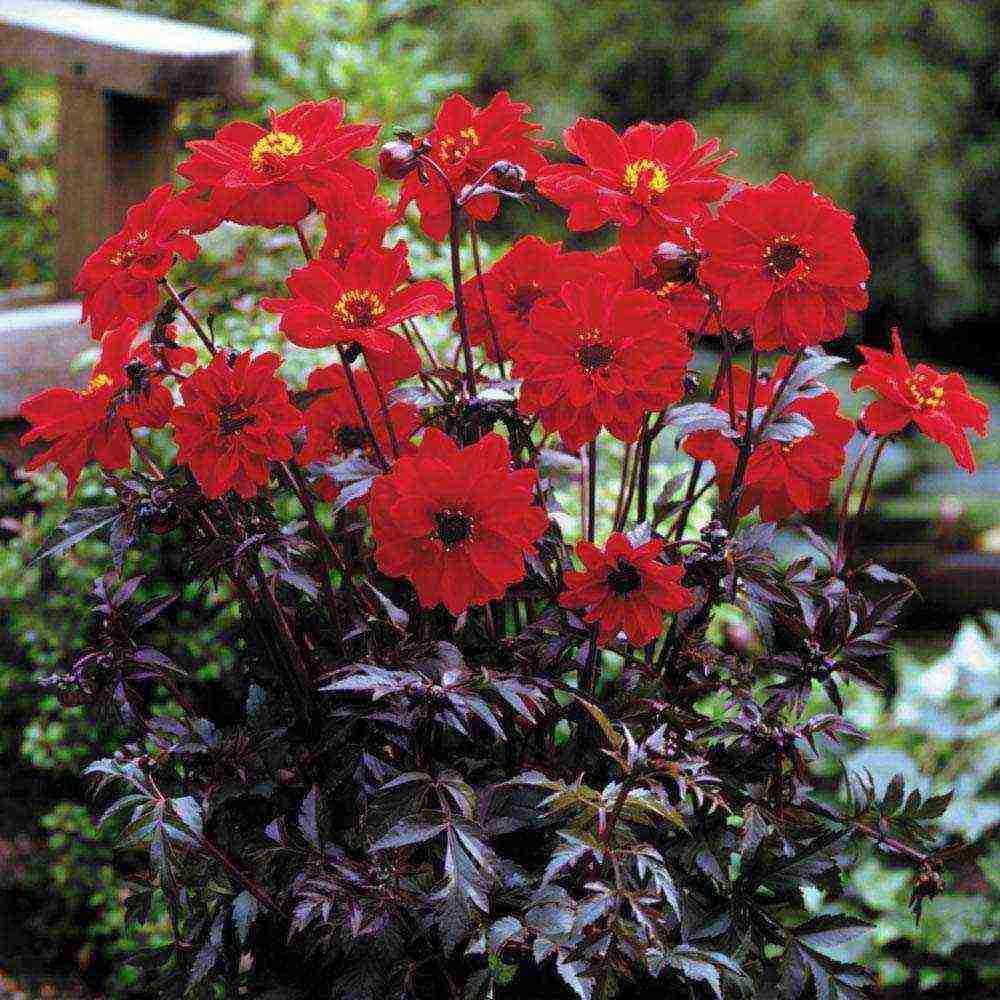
[
  {"xmin": 293, "ymin": 221, "xmax": 314, "ymax": 261},
  {"xmin": 835, "ymin": 432, "xmax": 876, "ymax": 569},
  {"xmin": 635, "ymin": 415, "xmax": 654, "ymax": 524},
  {"xmin": 335, "ymin": 347, "xmax": 390, "ymax": 471},
  {"xmin": 724, "ymin": 346, "xmax": 759, "ymax": 530},
  {"xmin": 196, "ymin": 833, "xmax": 287, "ymax": 919},
  {"xmin": 469, "ymin": 221, "xmax": 506, "ymax": 377},
  {"xmin": 672, "ymin": 461, "xmax": 705, "ymax": 540},
  {"xmin": 160, "ymin": 279, "xmax": 215, "ymax": 355},
  {"xmin": 278, "ymin": 462, "xmax": 352, "ymax": 623},
  {"xmin": 613, "ymin": 442, "xmax": 634, "ymax": 529},
  {"xmin": 846, "ymin": 436, "xmax": 888, "ymax": 560},
  {"xmin": 360, "ymin": 348, "xmax": 401, "ymax": 459},
  {"xmin": 448, "ymin": 200, "xmax": 478, "ymax": 401},
  {"xmin": 752, "ymin": 347, "xmax": 804, "ymax": 444},
  {"xmin": 587, "ymin": 439, "xmax": 597, "ymax": 543},
  {"xmin": 722, "ymin": 333, "xmax": 737, "ymax": 431},
  {"xmin": 671, "ymin": 343, "xmax": 731, "ymax": 541}
]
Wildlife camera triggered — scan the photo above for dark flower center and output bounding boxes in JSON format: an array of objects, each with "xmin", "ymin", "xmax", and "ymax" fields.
[
  {"xmin": 606, "ymin": 558, "xmax": 642, "ymax": 597},
  {"xmin": 763, "ymin": 236, "xmax": 810, "ymax": 279},
  {"xmin": 507, "ymin": 281, "xmax": 545, "ymax": 319},
  {"xmin": 218, "ymin": 404, "xmax": 255, "ymax": 436},
  {"xmin": 337, "ymin": 424, "xmax": 368, "ymax": 452},
  {"xmin": 576, "ymin": 332, "xmax": 615, "ymax": 371},
  {"xmin": 434, "ymin": 508, "xmax": 473, "ymax": 548}
]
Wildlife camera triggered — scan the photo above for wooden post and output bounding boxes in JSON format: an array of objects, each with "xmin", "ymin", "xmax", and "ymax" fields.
[
  {"xmin": 0, "ymin": 1, "xmax": 253, "ymax": 420},
  {"xmin": 56, "ymin": 86, "xmax": 177, "ymax": 297}
]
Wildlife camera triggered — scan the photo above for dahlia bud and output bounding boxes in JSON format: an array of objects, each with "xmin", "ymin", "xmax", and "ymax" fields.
[
  {"xmin": 722, "ymin": 619, "xmax": 754, "ymax": 657},
  {"xmin": 147, "ymin": 505, "xmax": 180, "ymax": 535},
  {"xmin": 651, "ymin": 241, "xmax": 700, "ymax": 284},
  {"xmin": 490, "ymin": 160, "xmax": 527, "ymax": 192},
  {"xmin": 341, "ymin": 342, "xmax": 363, "ymax": 364},
  {"xmin": 379, "ymin": 139, "xmax": 420, "ymax": 181},
  {"xmin": 701, "ymin": 519, "xmax": 729, "ymax": 548},
  {"xmin": 124, "ymin": 359, "xmax": 149, "ymax": 391},
  {"xmin": 54, "ymin": 678, "xmax": 88, "ymax": 708}
]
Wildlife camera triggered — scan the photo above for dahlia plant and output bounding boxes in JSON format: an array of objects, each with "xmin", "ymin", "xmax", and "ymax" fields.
[{"xmin": 22, "ymin": 92, "xmax": 990, "ymax": 999}]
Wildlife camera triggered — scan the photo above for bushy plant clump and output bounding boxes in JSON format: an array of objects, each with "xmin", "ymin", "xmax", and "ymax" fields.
[{"xmin": 20, "ymin": 88, "xmax": 991, "ymax": 1000}]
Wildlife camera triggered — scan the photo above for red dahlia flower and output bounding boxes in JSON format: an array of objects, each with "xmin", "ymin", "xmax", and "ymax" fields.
[
  {"xmin": 74, "ymin": 184, "xmax": 200, "ymax": 339},
  {"xmin": 173, "ymin": 351, "xmax": 301, "ymax": 500},
  {"xmin": 299, "ymin": 363, "xmax": 420, "ymax": 469},
  {"xmin": 696, "ymin": 174, "xmax": 869, "ymax": 351},
  {"xmin": 369, "ymin": 429, "xmax": 549, "ymax": 614},
  {"xmin": 597, "ymin": 233, "xmax": 720, "ymax": 336},
  {"xmin": 511, "ymin": 280, "xmax": 692, "ymax": 450},
  {"xmin": 317, "ymin": 168, "xmax": 397, "ymax": 267},
  {"xmin": 177, "ymin": 99, "xmax": 380, "ymax": 229},
  {"xmin": 682, "ymin": 359, "xmax": 854, "ymax": 522},
  {"xmin": 20, "ymin": 321, "xmax": 177, "ymax": 494},
  {"xmin": 319, "ymin": 196, "xmax": 395, "ymax": 268},
  {"xmin": 560, "ymin": 533, "xmax": 694, "ymax": 647},
  {"xmin": 398, "ymin": 92, "xmax": 551, "ymax": 241},
  {"xmin": 262, "ymin": 242, "xmax": 452, "ymax": 352},
  {"xmin": 536, "ymin": 119, "xmax": 735, "ymax": 256},
  {"xmin": 852, "ymin": 329, "xmax": 989, "ymax": 472},
  {"xmin": 458, "ymin": 236, "xmax": 597, "ymax": 359}
]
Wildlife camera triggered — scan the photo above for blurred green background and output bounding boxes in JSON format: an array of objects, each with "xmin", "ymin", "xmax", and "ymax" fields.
[{"xmin": 0, "ymin": 1, "xmax": 997, "ymax": 997}]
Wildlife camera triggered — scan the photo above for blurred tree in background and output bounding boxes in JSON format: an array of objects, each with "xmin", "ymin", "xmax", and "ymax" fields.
[
  {"xmin": 443, "ymin": 0, "xmax": 1000, "ymax": 375},
  {"xmin": 3, "ymin": 0, "xmax": 999, "ymax": 377}
]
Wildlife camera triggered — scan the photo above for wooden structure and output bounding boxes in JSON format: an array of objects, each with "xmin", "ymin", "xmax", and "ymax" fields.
[{"xmin": 0, "ymin": 0, "xmax": 253, "ymax": 418}]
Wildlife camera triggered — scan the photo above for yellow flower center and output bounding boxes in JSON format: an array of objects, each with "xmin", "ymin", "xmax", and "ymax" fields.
[
  {"xmin": 109, "ymin": 230, "xmax": 149, "ymax": 268},
  {"xmin": 438, "ymin": 127, "xmax": 479, "ymax": 165},
  {"xmin": 763, "ymin": 235, "xmax": 811, "ymax": 280},
  {"xmin": 82, "ymin": 373, "xmax": 113, "ymax": 396},
  {"xmin": 623, "ymin": 159, "xmax": 670, "ymax": 196},
  {"xmin": 249, "ymin": 130, "xmax": 304, "ymax": 171},
  {"xmin": 333, "ymin": 288, "xmax": 387, "ymax": 328},
  {"xmin": 907, "ymin": 375, "xmax": 945, "ymax": 410}
]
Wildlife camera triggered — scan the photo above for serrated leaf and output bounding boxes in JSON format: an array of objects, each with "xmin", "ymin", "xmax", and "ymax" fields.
[
  {"xmin": 331, "ymin": 476, "xmax": 375, "ymax": 513},
  {"xmin": 298, "ymin": 785, "xmax": 320, "ymax": 848},
  {"xmin": 170, "ymin": 796, "xmax": 203, "ymax": 839},
  {"xmin": 370, "ymin": 818, "xmax": 446, "ymax": 851},
  {"xmin": 791, "ymin": 914, "xmax": 873, "ymax": 950},
  {"xmin": 32, "ymin": 506, "xmax": 119, "ymax": 564},
  {"xmin": 232, "ymin": 889, "xmax": 259, "ymax": 945},
  {"xmin": 573, "ymin": 694, "xmax": 622, "ymax": 750},
  {"xmin": 365, "ymin": 582, "xmax": 409, "ymax": 627}
]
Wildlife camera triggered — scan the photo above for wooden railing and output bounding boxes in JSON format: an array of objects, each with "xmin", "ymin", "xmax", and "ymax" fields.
[{"xmin": 0, "ymin": 0, "xmax": 253, "ymax": 418}]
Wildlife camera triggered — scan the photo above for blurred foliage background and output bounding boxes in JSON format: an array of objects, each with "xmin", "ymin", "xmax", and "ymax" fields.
[{"xmin": 0, "ymin": 0, "xmax": 996, "ymax": 996}]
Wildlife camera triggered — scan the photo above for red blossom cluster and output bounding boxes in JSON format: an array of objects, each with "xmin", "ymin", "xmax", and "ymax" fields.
[{"xmin": 20, "ymin": 91, "xmax": 990, "ymax": 644}]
